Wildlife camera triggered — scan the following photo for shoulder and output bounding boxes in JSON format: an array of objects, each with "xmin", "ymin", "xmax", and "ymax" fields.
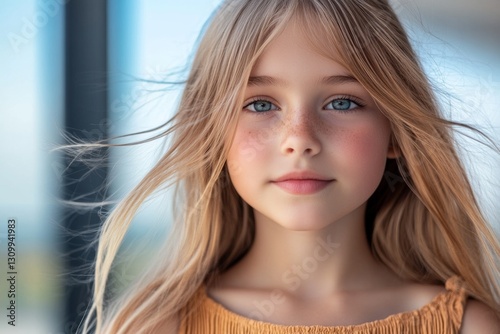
[{"xmin": 460, "ymin": 299, "xmax": 500, "ymax": 334}]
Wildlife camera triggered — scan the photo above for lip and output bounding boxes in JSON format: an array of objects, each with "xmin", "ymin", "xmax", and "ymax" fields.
[{"xmin": 271, "ymin": 171, "xmax": 334, "ymax": 195}]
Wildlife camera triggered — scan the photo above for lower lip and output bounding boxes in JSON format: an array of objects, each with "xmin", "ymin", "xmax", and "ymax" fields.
[{"xmin": 271, "ymin": 179, "xmax": 332, "ymax": 195}]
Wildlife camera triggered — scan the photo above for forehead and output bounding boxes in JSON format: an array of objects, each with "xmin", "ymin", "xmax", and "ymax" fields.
[{"xmin": 250, "ymin": 19, "xmax": 351, "ymax": 78}]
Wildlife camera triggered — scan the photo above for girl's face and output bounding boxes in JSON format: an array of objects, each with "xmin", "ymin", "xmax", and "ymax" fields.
[{"xmin": 227, "ymin": 21, "xmax": 395, "ymax": 231}]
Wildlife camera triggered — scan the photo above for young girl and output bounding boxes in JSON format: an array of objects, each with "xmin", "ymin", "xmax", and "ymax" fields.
[{"xmin": 81, "ymin": 0, "xmax": 500, "ymax": 333}]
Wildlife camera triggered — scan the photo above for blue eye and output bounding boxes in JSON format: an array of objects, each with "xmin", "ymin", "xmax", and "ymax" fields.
[
  {"xmin": 244, "ymin": 100, "xmax": 278, "ymax": 112},
  {"xmin": 325, "ymin": 98, "xmax": 360, "ymax": 111}
]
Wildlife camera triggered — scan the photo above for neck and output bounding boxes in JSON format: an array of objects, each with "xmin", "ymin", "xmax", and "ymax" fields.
[{"xmin": 220, "ymin": 205, "xmax": 397, "ymax": 299}]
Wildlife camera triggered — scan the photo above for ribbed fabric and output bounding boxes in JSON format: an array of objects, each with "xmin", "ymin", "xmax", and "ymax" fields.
[{"xmin": 178, "ymin": 276, "xmax": 468, "ymax": 333}]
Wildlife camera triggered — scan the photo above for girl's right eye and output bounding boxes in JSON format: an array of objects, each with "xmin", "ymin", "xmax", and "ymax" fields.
[{"xmin": 243, "ymin": 99, "xmax": 278, "ymax": 113}]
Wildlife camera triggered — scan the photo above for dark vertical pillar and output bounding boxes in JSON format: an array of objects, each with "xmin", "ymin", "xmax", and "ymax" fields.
[{"xmin": 63, "ymin": 0, "xmax": 108, "ymax": 333}]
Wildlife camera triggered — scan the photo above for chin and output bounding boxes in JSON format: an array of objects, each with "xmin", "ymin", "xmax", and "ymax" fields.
[{"xmin": 274, "ymin": 218, "xmax": 332, "ymax": 232}]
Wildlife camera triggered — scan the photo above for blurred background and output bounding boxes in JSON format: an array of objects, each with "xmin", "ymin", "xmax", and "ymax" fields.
[{"xmin": 0, "ymin": 0, "xmax": 498, "ymax": 333}]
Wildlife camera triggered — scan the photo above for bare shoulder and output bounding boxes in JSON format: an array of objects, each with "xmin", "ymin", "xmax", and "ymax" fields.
[
  {"xmin": 154, "ymin": 315, "xmax": 180, "ymax": 334},
  {"xmin": 461, "ymin": 299, "xmax": 500, "ymax": 334}
]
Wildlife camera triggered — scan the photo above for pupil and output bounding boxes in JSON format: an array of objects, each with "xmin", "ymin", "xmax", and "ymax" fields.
[
  {"xmin": 334, "ymin": 99, "xmax": 350, "ymax": 110},
  {"xmin": 256, "ymin": 101, "xmax": 271, "ymax": 111}
]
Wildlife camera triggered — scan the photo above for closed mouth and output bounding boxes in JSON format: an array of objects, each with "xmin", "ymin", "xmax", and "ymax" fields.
[{"xmin": 271, "ymin": 179, "xmax": 333, "ymax": 194}]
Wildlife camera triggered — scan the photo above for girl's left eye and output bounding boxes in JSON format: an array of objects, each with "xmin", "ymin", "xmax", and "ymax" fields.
[
  {"xmin": 243, "ymin": 99, "xmax": 278, "ymax": 113},
  {"xmin": 324, "ymin": 98, "xmax": 361, "ymax": 111}
]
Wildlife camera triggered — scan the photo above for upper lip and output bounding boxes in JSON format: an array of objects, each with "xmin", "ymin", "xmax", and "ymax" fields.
[{"xmin": 272, "ymin": 171, "xmax": 334, "ymax": 182}]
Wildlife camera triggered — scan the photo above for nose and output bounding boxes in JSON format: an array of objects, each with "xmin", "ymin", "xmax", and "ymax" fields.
[{"xmin": 280, "ymin": 110, "xmax": 321, "ymax": 156}]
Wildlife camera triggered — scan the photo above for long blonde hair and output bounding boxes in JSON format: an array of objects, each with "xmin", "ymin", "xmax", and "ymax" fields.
[{"xmin": 80, "ymin": 0, "xmax": 500, "ymax": 332}]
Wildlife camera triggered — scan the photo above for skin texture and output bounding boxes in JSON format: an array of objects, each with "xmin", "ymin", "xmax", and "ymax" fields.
[
  {"xmin": 461, "ymin": 300, "xmax": 500, "ymax": 334},
  {"xmin": 227, "ymin": 27, "xmax": 394, "ymax": 234}
]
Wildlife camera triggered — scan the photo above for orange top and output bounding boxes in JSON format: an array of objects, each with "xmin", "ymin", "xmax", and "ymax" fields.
[{"xmin": 178, "ymin": 276, "xmax": 468, "ymax": 333}]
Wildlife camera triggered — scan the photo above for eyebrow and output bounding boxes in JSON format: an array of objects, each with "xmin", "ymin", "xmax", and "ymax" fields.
[{"xmin": 247, "ymin": 75, "xmax": 359, "ymax": 87}]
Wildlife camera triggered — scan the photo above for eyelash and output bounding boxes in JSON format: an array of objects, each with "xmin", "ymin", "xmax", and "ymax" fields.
[
  {"xmin": 324, "ymin": 95, "xmax": 365, "ymax": 113},
  {"xmin": 243, "ymin": 97, "xmax": 279, "ymax": 113},
  {"xmin": 243, "ymin": 95, "xmax": 365, "ymax": 114}
]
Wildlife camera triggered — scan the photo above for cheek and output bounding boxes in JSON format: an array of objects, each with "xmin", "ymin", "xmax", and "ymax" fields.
[
  {"xmin": 336, "ymin": 121, "xmax": 391, "ymax": 187},
  {"xmin": 227, "ymin": 126, "xmax": 274, "ymax": 177}
]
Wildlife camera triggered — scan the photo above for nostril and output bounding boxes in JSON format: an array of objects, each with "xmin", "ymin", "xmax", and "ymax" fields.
[{"xmin": 280, "ymin": 119, "xmax": 322, "ymax": 156}]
